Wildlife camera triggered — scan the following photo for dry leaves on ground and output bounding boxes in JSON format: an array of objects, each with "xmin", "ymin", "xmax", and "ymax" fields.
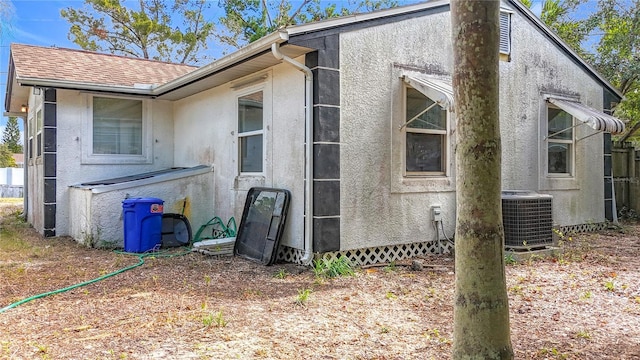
[{"xmin": 1, "ymin": 203, "xmax": 639, "ymax": 359}]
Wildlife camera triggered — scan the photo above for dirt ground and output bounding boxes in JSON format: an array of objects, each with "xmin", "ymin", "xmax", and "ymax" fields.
[{"xmin": 1, "ymin": 203, "xmax": 639, "ymax": 360}]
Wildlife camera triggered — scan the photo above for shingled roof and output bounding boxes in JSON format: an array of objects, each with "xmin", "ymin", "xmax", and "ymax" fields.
[{"xmin": 10, "ymin": 43, "xmax": 197, "ymax": 88}]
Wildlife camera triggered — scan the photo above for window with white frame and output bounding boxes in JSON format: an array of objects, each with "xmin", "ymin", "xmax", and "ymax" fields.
[
  {"xmin": 28, "ymin": 113, "xmax": 34, "ymax": 159},
  {"xmin": 547, "ymin": 106, "xmax": 574, "ymax": 175},
  {"xmin": 92, "ymin": 97, "xmax": 143, "ymax": 155},
  {"xmin": 404, "ymin": 87, "xmax": 447, "ymax": 175},
  {"xmin": 36, "ymin": 109, "xmax": 42, "ymax": 157},
  {"xmin": 237, "ymin": 91, "xmax": 264, "ymax": 173},
  {"xmin": 82, "ymin": 95, "xmax": 150, "ymax": 164}
]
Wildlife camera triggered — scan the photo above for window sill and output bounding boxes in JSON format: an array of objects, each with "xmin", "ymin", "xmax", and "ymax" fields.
[
  {"xmin": 234, "ymin": 175, "xmax": 265, "ymax": 191},
  {"xmin": 81, "ymin": 154, "xmax": 152, "ymax": 165},
  {"xmin": 539, "ymin": 176, "xmax": 580, "ymax": 191},
  {"xmin": 391, "ymin": 175, "xmax": 455, "ymax": 194}
]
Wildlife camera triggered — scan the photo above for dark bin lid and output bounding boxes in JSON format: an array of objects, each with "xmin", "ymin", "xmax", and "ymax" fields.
[
  {"xmin": 122, "ymin": 197, "xmax": 164, "ymax": 204},
  {"xmin": 234, "ymin": 187, "xmax": 291, "ymax": 265},
  {"xmin": 161, "ymin": 213, "xmax": 192, "ymax": 248}
]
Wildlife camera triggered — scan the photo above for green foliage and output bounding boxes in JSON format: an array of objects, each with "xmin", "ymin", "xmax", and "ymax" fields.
[
  {"xmin": 2, "ymin": 117, "xmax": 22, "ymax": 154},
  {"xmin": 294, "ymin": 288, "xmax": 311, "ymax": 306},
  {"xmin": 523, "ymin": 0, "xmax": 640, "ymax": 140},
  {"xmin": 273, "ymin": 268, "xmax": 288, "ymax": 279},
  {"xmin": 202, "ymin": 310, "xmax": 227, "ymax": 327},
  {"xmin": 575, "ymin": 330, "xmax": 591, "ymax": 339},
  {"xmin": 218, "ymin": 0, "xmax": 398, "ymax": 48},
  {"xmin": 522, "ymin": 0, "xmax": 594, "ymax": 57},
  {"xmin": 383, "ymin": 261, "xmax": 397, "ymax": 272},
  {"xmin": 588, "ymin": 0, "xmax": 639, "ymax": 140},
  {"xmin": 604, "ymin": 279, "xmax": 615, "ymax": 292},
  {"xmin": 61, "ymin": 0, "xmax": 215, "ymax": 64},
  {"xmin": 313, "ymin": 256, "xmax": 355, "ymax": 278},
  {"xmin": 0, "ymin": 144, "xmax": 16, "ymax": 168},
  {"xmin": 580, "ymin": 290, "xmax": 593, "ymax": 300}
]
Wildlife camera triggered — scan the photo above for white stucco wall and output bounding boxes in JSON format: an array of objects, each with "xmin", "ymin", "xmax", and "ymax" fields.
[
  {"xmin": 338, "ymin": 4, "xmax": 607, "ymax": 251},
  {"xmin": 68, "ymin": 169, "xmax": 214, "ymax": 246},
  {"xmin": 55, "ymin": 90, "xmax": 176, "ymax": 236},
  {"xmin": 172, "ymin": 63, "xmax": 306, "ymax": 249},
  {"xmin": 25, "ymin": 91, "xmax": 44, "ymax": 233}
]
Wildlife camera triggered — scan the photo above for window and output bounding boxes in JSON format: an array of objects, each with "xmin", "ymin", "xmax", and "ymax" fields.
[
  {"xmin": 404, "ymin": 87, "xmax": 447, "ymax": 175},
  {"xmin": 92, "ymin": 97, "xmax": 142, "ymax": 155},
  {"xmin": 547, "ymin": 106, "xmax": 574, "ymax": 175},
  {"xmin": 83, "ymin": 95, "xmax": 150, "ymax": 164},
  {"xmin": 238, "ymin": 91, "xmax": 264, "ymax": 173},
  {"xmin": 36, "ymin": 109, "xmax": 42, "ymax": 157},
  {"xmin": 28, "ymin": 113, "xmax": 34, "ymax": 159}
]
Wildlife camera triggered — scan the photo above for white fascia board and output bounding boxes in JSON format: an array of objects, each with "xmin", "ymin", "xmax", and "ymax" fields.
[
  {"xmin": 15, "ymin": 77, "xmax": 154, "ymax": 96},
  {"xmin": 286, "ymin": 0, "xmax": 449, "ymax": 35},
  {"xmin": 152, "ymin": 31, "xmax": 289, "ymax": 96}
]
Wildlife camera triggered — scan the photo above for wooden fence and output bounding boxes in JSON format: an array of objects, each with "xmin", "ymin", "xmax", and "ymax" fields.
[{"xmin": 612, "ymin": 142, "xmax": 640, "ymax": 215}]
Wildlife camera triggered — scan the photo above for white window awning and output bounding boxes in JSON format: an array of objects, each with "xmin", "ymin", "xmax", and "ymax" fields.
[
  {"xmin": 547, "ymin": 97, "xmax": 625, "ymax": 134},
  {"xmin": 403, "ymin": 75, "xmax": 454, "ymax": 112}
]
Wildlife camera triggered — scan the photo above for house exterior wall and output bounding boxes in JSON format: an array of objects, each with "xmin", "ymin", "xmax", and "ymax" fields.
[
  {"xmin": 337, "ymin": 4, "xmax": 606, "ymax": 251},
  {"xmin": 172, "ymin": 63, "xmax": 306, "ymax": 249},
  {"xmin": 25, "ymin": 90, "xmax": 45, "ymax": 234},
  {"xmin": 49, "ymin": 89, "xmax": 176, "ymax": 237},
  {"xmin": 339, "ymin": 10, "xmax": 455, "ymax": 251},
  {"xmin": 503, "ymin": 9, "xmax": 605, "ymax": 225}
]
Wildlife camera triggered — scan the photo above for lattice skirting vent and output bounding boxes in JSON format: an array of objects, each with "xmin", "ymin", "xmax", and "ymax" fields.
[
  {"xmin": 276, "ymin": 222, "xmax": 606, "ymax": 266},
  {"xmin": 277, "ymin": 240, "xmax": 453, "ymax": 266},
  {"xmin": 557, "ymin": 222, "xmax": 607, "ymax": 235}
]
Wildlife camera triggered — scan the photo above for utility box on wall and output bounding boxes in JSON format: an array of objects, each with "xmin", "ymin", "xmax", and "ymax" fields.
[{"xmin": 502, "ymin": 190, "xmax": 553, "ymax": 250}]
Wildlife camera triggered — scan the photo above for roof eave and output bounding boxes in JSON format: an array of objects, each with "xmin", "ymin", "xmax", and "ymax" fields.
[
  {"xmin": 286, "ymin": 0, "xmax": 449, "ymax": 36},
  {"xmin": 15, "ymin": 76, "xmax": 155, "ymax": 97},
  {"xmin": 152, "ymin": 31, "xmax": 290, "ymax": 97},
  {"xmin": 508, "ymin": 0, "xmax": 623, "ymax": 100},
  {"xmin": 4, "ymin": 55, "xmax": 16, "ymax": 113}
]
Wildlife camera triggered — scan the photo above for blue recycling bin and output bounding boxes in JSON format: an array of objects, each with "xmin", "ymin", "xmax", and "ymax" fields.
[{"xmin": 122, "ymin": 197, "xmax": 164, "ymax": 253}]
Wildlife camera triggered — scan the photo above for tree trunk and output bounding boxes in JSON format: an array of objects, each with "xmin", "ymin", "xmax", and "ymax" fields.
[{"xmin": 450, "ymin": 1, "xmax": 513, "ymax": 359}]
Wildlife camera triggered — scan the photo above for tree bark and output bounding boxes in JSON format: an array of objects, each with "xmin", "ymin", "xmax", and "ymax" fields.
[{"xmin": 450, "ymin": 1, "xmax": 513, "ymax": 359}]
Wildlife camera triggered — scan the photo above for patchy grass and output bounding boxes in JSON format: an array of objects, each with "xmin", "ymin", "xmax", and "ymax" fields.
[{"xmin": 1, "ymin": 204, "xmax": 640, "ymax": 359}]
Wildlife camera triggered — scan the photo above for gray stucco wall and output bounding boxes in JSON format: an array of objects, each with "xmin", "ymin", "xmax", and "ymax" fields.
[
  {"xmin": 338, "ymin": 4, "xmax": 606, "ymax": 251},
  {"xmin": 339, "ymin": 11, "xmax": 455, "ymax": 251},
  {"xmin": 502, "ymin": 6, "xmax": 605, "ymax": 225}
]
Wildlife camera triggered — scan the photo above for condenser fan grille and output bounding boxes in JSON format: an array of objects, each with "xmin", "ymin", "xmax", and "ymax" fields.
[{"xmin": 502, "ymin": 191, "xmax": 553, "ymax": 250}]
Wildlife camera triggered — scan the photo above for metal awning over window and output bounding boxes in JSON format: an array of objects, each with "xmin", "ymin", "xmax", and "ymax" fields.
[
  {"xmin": 547, "ymin": 97, "xmax": 625, "ymax": 134},
  {"xmin": 403, "ymin": 75, "xmax": 454, "ymax": 112}
]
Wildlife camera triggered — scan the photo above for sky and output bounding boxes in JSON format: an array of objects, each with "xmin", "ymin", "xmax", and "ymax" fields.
[
  {"xmin": 1, "ymin": 0, "xmax": 80, "ymax": 140},
  {"xmin": 0, "ymin": 0, "xmax": 549, "ymax": 138}
]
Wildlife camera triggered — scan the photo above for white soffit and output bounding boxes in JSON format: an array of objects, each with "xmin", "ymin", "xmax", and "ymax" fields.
[
  {"xmin": 548, "ymin": 97, "xmax": 625, "ymax": 134},
  {"xmin": 156, "ymin": 44, "xmax": 311, "ymax": 101}
]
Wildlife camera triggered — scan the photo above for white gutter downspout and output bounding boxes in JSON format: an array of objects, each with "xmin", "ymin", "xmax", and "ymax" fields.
[{"xmin": 271, "ymin": 43, "xmax": 314, "ymax": 265}]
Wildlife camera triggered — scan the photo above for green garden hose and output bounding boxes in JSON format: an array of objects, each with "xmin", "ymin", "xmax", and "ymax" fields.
[{"xmin": 0, "ymin": 249, "xmax": 191, "ymax": 314}]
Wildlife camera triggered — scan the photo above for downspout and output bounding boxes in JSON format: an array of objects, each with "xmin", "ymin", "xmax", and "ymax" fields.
[
  {"xmin": 271, "ymin": 43, "xmax": 314, "ymax": 265},
  {"xmin": 21, "ymin": 114, "xmax": 28, "ymax": 220},
  {"xmin": 22, "ymin": 116, "xmax": 29, "ymax": 222}
]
